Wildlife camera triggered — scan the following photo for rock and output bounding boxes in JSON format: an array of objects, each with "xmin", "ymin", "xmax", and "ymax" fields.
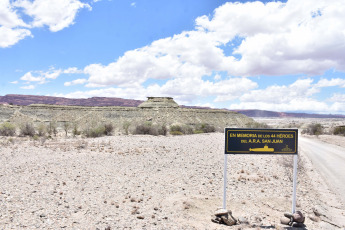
[
  {"xmin": 280, "ymin": 217, "xmax": 291, "ymax": 225},
  {"xmin": 137, "ymin": 216, "xmax": 144, "ymax": 219},
  {"xmin": 238, "ymin": 217, "xmax": 249, "ymax": 225},
  {"xmin": 214, "ymin": 209, "xmax": 229, "ymax": 217},
  {"xmin": 292, "ymin": 211, "xmax": 305, "ymax": 223},
  {"xmin": 284, "ymin": 212, "xmax": 293, "ymax": 218},
  {"xmin": 221, "ymin": 216, "xmax": 236, "ymax": 226},
  {"xmin": 309, "ymin": 216, "xmax": 320, "ymax": 222}
]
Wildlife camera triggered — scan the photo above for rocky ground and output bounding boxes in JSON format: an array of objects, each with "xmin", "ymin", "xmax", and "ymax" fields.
[{"xmin": 1, "ymin": 132, "xmax": 344, "ymax": 229}]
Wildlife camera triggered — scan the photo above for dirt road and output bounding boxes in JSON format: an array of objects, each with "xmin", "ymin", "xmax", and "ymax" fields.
[{"xmin": 300, "ymin": 136, "xmax": 345, "ymax": 206}]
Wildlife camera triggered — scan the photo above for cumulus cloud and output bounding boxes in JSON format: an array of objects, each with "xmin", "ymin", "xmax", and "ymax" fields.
[
  {"xmin": 0, "ymin": 26, "xmax": 32, "ymax": 48},
  {"xmin": 0, "ymin": 0, "xmax": 92, "ymax": 47},
  {"xmin": 14, "ymin": 0, "xmax": 91, "ymax": 32},
  {"xmin": 229, "ymin": 78, "xmax": 345, "ymax": 113}
]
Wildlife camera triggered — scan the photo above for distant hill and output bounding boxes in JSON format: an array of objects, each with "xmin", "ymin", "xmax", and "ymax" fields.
[
  {"xmin": 0, "ymin": 94, "xmax": 143, "ymax": 107},
  {"xmin": 1, "ymin": 94, "xmax": 344, "ymax": 118},
  {"xmin": 231, "ymin": 109, "xmax": 345, "ymax": 119}
]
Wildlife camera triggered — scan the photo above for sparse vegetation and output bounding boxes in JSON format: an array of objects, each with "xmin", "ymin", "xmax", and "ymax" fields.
[
  {"xmin": 302, "ymin": 123, "xmax": 323, "ymax": 135},
  {"xmin": 0, "ymin": 122, "xmax": 16, "ymax": 136},
  {"xmin": 83, "ymin": 125, "xmax": 106, "ymax": 138},
  {"xmin": 245, "ymin": 121, "xmax": 270, "ymax": 128},
  {"xmin": 72, "ymin": 123, "xmax": 81, "ymax": 136},
  {"xmin": 20, "ymin": 123, "xmax": 36, "ymax": 137},
  {"xmin": 333, "ymin": 126, "xmax": 345, "ymax": 136},
  {"xmin": 134, "ymin": 122, "xmax": 159, "ymax": 136},
  {"xmin": 123, "ymin": 122, "xmax": 131, "ymax": 135},
  {"xmin": 104, "ymin": 123, "xmax": 114, "ymax": 136},
  {"xmin": 63, "ymin": 122, "xmax": 70, "ymax": 137},
  {"xmin": 48, "ymin": 121, "xmax": 58, "ymax": 137},
  {"xmin": 170, "ymin": 131, "xmax": 183, "ymax": 135},
  {"xmin": 195, "ymin": 123, "xmax": 216, "ymax": 133},
  {"xmin": 37, "ymin": 123, "xmax": 47, "ymax": 137}
]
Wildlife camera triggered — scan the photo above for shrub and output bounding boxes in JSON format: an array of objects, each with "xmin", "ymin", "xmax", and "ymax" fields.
[
  {"xmin": 303, "ymin": 123, "xmax": 323, "ymax": 135},
  {"xmin": 333, "ymin": 126, "xmax": 345, "ymax": 136},
  {"xmin": 158, "ymin": 124, "xmax": 168, "ymax": 136},
  {"xmin": 48, "ymin": 121, "xmax": 58, "ymax": 136},
  {"xmin": 63, "ymin": 122, "xmax": 70, "ymax": 137},
  {"xmin": 0, "ymin": 122, "xmax": 16, "ymax": 136},
  {"xmin": 245, "ymin": 121, "xmax": 270, "ymax": 129},
  {"xmin": 73, "ymin": 123, "xmax": 81, "ymax": 136},
  {"xmin": 37, "ymin": 123, "xmax": 47, "ymax": 137},
  {"xmin": 134, "ymin": 122, "xmax": 158, "ymax": 136},
  {"xmin": 200, "ymin": 123, "xmax": 216, "ymax": 133},
  {"xmin": 20, "ymin": 123, "xmax": 36, "ymax": 137},
  {"xmin": 104, "ymin": 123, "xmax": 114, "ymax": 136},
  {"xmin": 170, "ymin": 131, "xmax": 183, "ymax": 135},
  {"xmin": 84, "ymin": 125, "xmax": 106, "ymax": 138},
  {"xmin": 170, "ymin": 125, "xmax": 183, "ymax": 134},
  {"xmin": 194, "ymin": 123, "xmax": 216, "ymax": 134},
  {"xmin": 182, "ymin": 125, "xmax": 193, "ymax": 135},
  {"xmin": 123, "ymin": 122, "xmax": 131, "ymax": 135}
]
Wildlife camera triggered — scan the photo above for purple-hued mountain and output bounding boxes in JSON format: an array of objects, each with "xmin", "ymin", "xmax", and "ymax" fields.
[
  {"xmin": 231, "ymin": 109, "xmax": 345, "ymax": 119},
  {"xmin": 1, "ymin": 94, "xmax": 344, "ymax": 118}
]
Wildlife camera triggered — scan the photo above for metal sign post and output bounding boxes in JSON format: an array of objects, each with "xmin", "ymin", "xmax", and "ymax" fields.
[
  {"xmin": 223, "ymin": 128, "xmax": 298, "ymax": 212},
  {"xmin": 292, "ymin": 154, "xmax": 298, "ymax": 213}
]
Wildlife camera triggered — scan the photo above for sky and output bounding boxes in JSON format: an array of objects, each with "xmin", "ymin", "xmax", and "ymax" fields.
[{"xmin": 1, "ymin": 0, "xmax": 345, "ymax": 114}]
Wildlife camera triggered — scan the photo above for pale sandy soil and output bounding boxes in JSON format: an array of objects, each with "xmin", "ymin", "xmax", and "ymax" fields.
[{"xmin": 1, "ymin": 133, "xmax": 344, "ymax": 229}]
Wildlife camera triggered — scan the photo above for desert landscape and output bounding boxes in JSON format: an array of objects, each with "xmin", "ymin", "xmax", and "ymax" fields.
[{"xmin": 1, "ymin": 115, "xmax": 345, "ymax": 229}]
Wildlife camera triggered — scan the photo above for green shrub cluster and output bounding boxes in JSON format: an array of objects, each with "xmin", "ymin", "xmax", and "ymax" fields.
[
  {"xmin": 0, "ymin": 122, "xmax": 16, "ymax": 136},
  {"xmin": 333, "ymin": 126, "xmax": 345, "ymax": 136}
]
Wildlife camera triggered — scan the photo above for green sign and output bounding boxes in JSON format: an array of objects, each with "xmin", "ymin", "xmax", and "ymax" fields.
[{"xmin": 225, "ymin": 128, "xmax": 298, "ymax": 155}]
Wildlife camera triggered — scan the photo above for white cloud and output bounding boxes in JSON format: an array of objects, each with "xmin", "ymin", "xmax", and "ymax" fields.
[
  {"xmin": 0, "ymin": 0, "xmax": 93, "ymax": 47},
  {"xmin": 0, "ymin": 26, "xmax": 32, "ymax": 48},
  {"xmin": 20, "ymin": 72, "xmax": 45, "ymax": 82},
  {"xmin": 14, "ymin": 0, "xmax": 91, "ymax": 32},
  {"xmin": 10, "ymin": 80, "xmax": 18, "ymax": 84},
  {"xmin": 64, "ymin": 78, "xmax": 87, "ymax": 86},
  {"xmin": 20, "ymin": 84, "xmax": 35, "ymax": 89},
  {"xmin": 316, "ymin": 78, "xmax": 345, "ymax": 88}
]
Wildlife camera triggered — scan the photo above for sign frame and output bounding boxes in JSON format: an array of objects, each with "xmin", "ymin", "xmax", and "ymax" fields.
[{"xmin": 223, "ymin": 128, "xmax": 299, "ymax": 214}]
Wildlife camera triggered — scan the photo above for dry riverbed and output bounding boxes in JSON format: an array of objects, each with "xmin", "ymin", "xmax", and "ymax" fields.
[{"xmin": 0, "ymin": 133, "xmax": 344, "ymax": 229}]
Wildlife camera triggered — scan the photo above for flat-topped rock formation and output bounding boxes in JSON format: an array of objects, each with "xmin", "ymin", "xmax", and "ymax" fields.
[{"xmin": 0, "ymin": 97, "xmax": 253, "ymax": 131}]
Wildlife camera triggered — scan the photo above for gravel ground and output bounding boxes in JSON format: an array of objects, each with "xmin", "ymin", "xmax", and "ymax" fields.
[{"xmin": 0, "ymin": 133, "xmax": 343, "ymax": 229}]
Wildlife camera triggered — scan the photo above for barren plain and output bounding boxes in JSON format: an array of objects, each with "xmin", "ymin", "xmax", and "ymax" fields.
[{"xmin": 1, "ymin": 118, "xmax": 345, "ymax": 229}]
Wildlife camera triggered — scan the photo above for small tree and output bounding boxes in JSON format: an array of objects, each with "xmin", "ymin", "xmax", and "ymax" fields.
[
  {"xmin": 104, "ymin": 123, "xmax": 114, "ymax": 136},
  {"xmin": 48, "ymin": 121, "xmax": 58, "ymax": 137},
  {"xmin": 63, "ymin": 122, "xmax": 70, "ymax": 137}
]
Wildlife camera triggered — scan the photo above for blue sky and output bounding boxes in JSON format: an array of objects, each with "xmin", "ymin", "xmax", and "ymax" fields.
[{"xmin": 1, "ymin": 0, "xmax": 345, "ymax": 114}]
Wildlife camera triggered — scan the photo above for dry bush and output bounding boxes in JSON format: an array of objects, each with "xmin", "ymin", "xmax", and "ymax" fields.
[
  {"xmin": 245, "ymin": 121, "xmax": 270, "ymax": 128},
  {"xmin": 123, "ymin": 122, "xmax": 131, "ymax": 135},
  {"xmin": 333, "ymin": 126, "xmax": 345, "ymax": 136},
  {"xmin": 83, "ymin": 125, "xmax": 106, "ymax": 138},
  {"xmin": 158, "ymin": 124, "xmax": 168, "ymax": 136},
  {"xmin": 302, "ymin": 123, "xmax": 323, "ymax": 135},
  {"xmin": 48, "ymin": 121, "xmax": 58, "ymax": 137},
  {"xmin": 278, "ymin": 155, "xmax": 305, "ymax": 182},
  {"xmin": 37, "ymin": 123, "xmax": 47, "ymax": 137},
  {"xmin": 134, "ymin": 122, "xmax": 159, "ymax": 136},
  {"xmin": 104, "ymin": 123, "xmax": 114, "ymax": 136},
  {"xmin": 0, "ymin": 122, "xmax": 16, "ymax": 136},
  {"xmin": 195, "ymin": 123, "xmax": 216, "ymax": 133},
  {"xmin": 170, "ymin": 131, "xmax": 183, "ymax": 135},
  {"xmin": 20, "ymin": 123, "xmax": 36, "ymax": 137}
]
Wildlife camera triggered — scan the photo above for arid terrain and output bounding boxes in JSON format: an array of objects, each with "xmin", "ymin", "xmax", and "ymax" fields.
[{"xmin": 1, "ymin": 116, "xmax": 345, "ymax": 229}]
